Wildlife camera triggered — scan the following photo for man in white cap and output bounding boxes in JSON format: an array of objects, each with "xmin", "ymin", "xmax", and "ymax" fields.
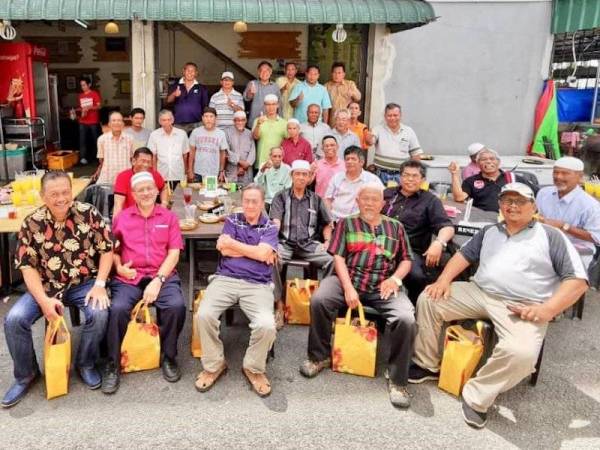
[
  {"xmin": 252, "ymin": 93, "xmax": 287, "ymax": 168},
  {"xmin": 102, "ymin": 171, "xmax": 186, "ymax": 394},
  {"xmin": 269, "ymin": 159, "xmax": 334, "ymax": 328},
  {"xmin": 461, "ymin": 142, "xmax": 486, "ymax": 180},
  {"xmin": 281, "ymin": 118, "xmax": 313, "ymax": 166},
  {"xmin": 224, "ymin": 111, "xmax": 256, "ymax": 185},
  {"xmin": 330, "ymin": 109, "xmax": 360, "ymax": 154},
  {"xmin": 209, "ymin": 71, "xmax": 244, "ymax": 129},
  {"xmin": 536, "ymin": 156, "xmax": 600, "ymax": 267},
  {"xmin": 409, "ymin": 182, "xmax": 588, "ymax": 429}
]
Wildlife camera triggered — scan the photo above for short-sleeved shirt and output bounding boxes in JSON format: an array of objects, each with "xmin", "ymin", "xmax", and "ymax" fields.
[
  {"xmin": 350, "ymin": 121, "xmax": 369, "ymax": 150},
  {"xmin": 460, "ymin": 221, "xmax": 588, "ymax": 303},
  {"xmin": 330, "ymin": 129, "xmax": 361, "ymax": 154},
  {"xmin": 325, "ymin": 170, "xmax": 384, "ymax": 220},
  {"xmin": 329, "ymin": 215, "xmax": 413, "ymax": 294},
  {"xmin": 289, "ymin": 81, "xmax": 332, "ymax": 124},
  {"xmin": 324, "ymin": 79, "xmax": 362, "ymax": 127},
  {"xmin": 124, "ymin": 127, "xmax": 152, "ymax": 151},
  {"xmin": 276, "ymin": 76, "xmax": 300, "ymax": 120},
  {"xmin": 384, "ymin": 188, "xmax": 453, "ymax": 254},
  {"xmin": 252, "ymin": 116, "xmax": 287, "ymax": 168},
  {"xmin": 78, "ymin": 90, "xmax": 101, "ymax": 125},
  {"xmin": 224, "ymin": 127, "xmax": 256, "ymax": 184},
  {"xmin": 461, "ymin": 161, "xmax": 480, "ymax": 180},
  {"xmin": 281, "ymin": 137, "xmax": 314, "ymax": 166},
  {"xmin": 112, "ymin": 204, "xmax": 183, "ymax": 285},
  {"xmin": 189, "ymin": 126, "xmax": 229, "ymax": 177},
  {"xmin": 243, "ymin": 80, "xmax": 281, "ymax": 127},
  {"xmin": 314, "ymin": 158, "xmax": 345, "ymax": 198},
  {"xmin": 113, "ymin": 168, "xmax": 165, "ymax": 211},
  {"xmin": 536, "ymin": 185, "xmax": 600, "ymax": 258},
  {"xmin": 168, "ymin": 79, "xmax": 209, "ymax": 124},
  {"xmin": 217, "ymin": 213, "xmax": 279, "ymax": 284},
  {"xmin": 14, "ymin": 201, "xmax": 114, "ymax": 298},
  {"xmin": 270, "ymin": 188, "xmax": 332, "ymax": 252},
  {"xmin": 254, "ymin": 164, "xmax": 292, "ymax": 204},
  {"xmin": 300, "ymin": 121, "xmax": 332, "ymax": 159},
  {"xmin": 96, "ymin": 132, "xmax": 134, "ymax": 185},
  {"xmin": 372, "ymin": 124, "xmax": 422, "ymax": 170},
  {"xmin": 209, "ymin": 88, "xmax": 245, "ymax": 129},
  {"xmin": 147, "ymin": 127, "xmax": 189, "ymax": 181},
  {"xmin": 462, "ymin": 170, "xmax": 524, "ymax": 212}
]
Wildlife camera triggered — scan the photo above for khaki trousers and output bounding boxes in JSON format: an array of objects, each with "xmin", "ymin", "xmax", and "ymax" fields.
[
  {"xmin": 195, "ymin": 275, "xmax": 276, "ymax": 374},
  {"xmin": 413, "ymin": 281, "xmax": 547, "ymax": 412}
]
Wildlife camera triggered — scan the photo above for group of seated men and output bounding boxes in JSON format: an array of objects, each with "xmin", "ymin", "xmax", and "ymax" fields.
[{"xmin": 3, "ymin": 145, "xmax": 598, "ymax": 430}]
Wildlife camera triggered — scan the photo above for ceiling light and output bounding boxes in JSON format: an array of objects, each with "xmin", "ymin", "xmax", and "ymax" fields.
[
  {"xmin": 74, "ymin": 19, "xmax": 89, "ymax": 29},
  {"xmin": 233, "ymin": 21, "xmax": 247, "ymax": 33},
  {"xmin": 104, "ymin": 20, "xmax": 119, "ymax": 34}
]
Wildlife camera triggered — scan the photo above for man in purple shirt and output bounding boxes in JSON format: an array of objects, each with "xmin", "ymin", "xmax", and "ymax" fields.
[
  {"xmin": 195, "ymin": 184, "xmax": 279, "ymax": 397},
  {"xmin": 102, "ymin": 172, "xmax": 186, "ymax": 395},
  {"xmin": 166, "ymin": 62, "xmax": 209, "ymax": 135}
]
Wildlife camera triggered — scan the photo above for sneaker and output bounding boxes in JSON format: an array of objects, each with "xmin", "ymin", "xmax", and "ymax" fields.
[
  {"xmin": 299, "ymin": 358, "xmax": 331, "ymax": 378},
  {"xmin": 408, "ymin": 363, "xmax": 439, "ymax": 384},
  {"xmin": 461, "ymin": 399, "xmax": 488, "ymax": 428},
  {"xmin": 388, "ymin": 381, "xmax": 411, "ymax": 408},
  {"xmin": 80, "ymin": 158, "xmax": 88, "ymax": 165}
]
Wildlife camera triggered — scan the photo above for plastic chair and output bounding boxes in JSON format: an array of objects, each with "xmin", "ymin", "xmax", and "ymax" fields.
[{"xmin": 82, "ymin": 183, "xmax": 114, "ymax": 223}]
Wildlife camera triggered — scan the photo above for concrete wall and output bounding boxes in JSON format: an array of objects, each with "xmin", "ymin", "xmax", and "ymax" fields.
[{"xmin": 373, "ymin": 0, "xmax": 553, "ymax": 156}]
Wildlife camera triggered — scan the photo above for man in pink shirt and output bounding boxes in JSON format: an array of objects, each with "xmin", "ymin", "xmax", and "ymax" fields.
[
  {"xmin": 102, "ymin": 172, "xmax": 185, "ymax": 395},
  {"xmin": 281, "ymin": 118, "xmax": 313, "ymax": 166},
  {"xmin": 311, "ymin": 135, "xmax": 345, "ymax": 197},
  {"xmin": 461, "ymin": 142, "xmax": 485, "ymax": 180}
]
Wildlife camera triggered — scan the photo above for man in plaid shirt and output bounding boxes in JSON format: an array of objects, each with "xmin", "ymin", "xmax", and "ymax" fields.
[{"xmin": 299, "ymin": 182, "xmax": 417, "ymax": 408}]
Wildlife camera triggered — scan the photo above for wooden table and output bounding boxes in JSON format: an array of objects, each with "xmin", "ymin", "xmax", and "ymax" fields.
[{"xmin": 0, "ymin": 177, "xmax": 91, "ymax": 294}]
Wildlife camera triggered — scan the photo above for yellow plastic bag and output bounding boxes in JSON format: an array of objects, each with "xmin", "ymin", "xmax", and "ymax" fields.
[
  {"xmin": 332, "ymin": 303, "xmax": 378, "ymax": 378},
  {"xmin": 44, "ymin": 317, "xmax": 71, "ymax": 400},
  {"xmin": 191, "ymin": 290, "xmax": 205, "ymax": 358},
  {"xmin": 285, "ymin": 278, "xmax": 319, "ymax": 325},
  {"xmin": 438, "ymin": 323, "xmax": 484, "ymax": 396},
  {"xmin": 120, "ymin": 300, "xmax": 160, "ymax": 373}
]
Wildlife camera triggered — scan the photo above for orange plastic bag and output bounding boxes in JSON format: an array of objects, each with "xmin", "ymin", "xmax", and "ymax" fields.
[
  {"xmin": 120, "ymin": 300, "xmax": 160, "ymax": 373},
  {"xmin": 285, "ymin": 278, "xmax": 319, "ymax": 325},
  {"xmin": 191, "ymin": 290, "xmax": 205, "ymax": 358},
  {"xmin": 438, "ymin": 323, "xmax": 484, "ymax": 396},
  {"xmin": 332, "ymin": 303, "xmax": 378, "ymax": 378},
  {"xmin": 44, "ymin": 317, "xmax": 71, "ymax": 400}
]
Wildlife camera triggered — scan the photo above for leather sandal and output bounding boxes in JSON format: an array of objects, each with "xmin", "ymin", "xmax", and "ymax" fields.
[
  {"xmin": 242, "ymin": 368, "xmax": 272, "ymax": 397},
  {"xmin": 195, "ymin": 363, "xmax": 228, "ymax": 392}
]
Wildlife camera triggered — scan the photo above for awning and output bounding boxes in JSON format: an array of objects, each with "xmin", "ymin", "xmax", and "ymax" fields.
[
  {"xmin": 552, "ymin": 0, "xmax": 600, "ymax": 34},
  {"xmin": 0, "ymin": 0, "xmax": 436, "ymax": 30}
]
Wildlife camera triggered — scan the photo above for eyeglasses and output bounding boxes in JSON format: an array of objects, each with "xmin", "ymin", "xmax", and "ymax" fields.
[{"xmin": 499, "ymin": 197, "xmax": 530, "ymax": 206}]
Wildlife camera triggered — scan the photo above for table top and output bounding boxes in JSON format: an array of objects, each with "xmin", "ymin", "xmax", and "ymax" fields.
[{"xmin": 0, "ymin": 177, "xmax": 91, "ymax": 233}]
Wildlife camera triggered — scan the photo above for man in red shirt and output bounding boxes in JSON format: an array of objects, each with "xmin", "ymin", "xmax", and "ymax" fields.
[
  {"xmin": 77, "ymin": 77, "xmax": 102, "ymax": 165},
  {"xmin": 113, "ymin": 147, "xmax": 167, "ymax": 217},
  {"xmin": 281, "ymin": 118, "xmax": 313, "ymax": 166}
]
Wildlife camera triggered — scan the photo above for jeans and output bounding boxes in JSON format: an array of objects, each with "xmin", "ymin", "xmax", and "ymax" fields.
[
  {"xmin": 4, "ymin": 279, "xmax": 108, "ymax": 383},
  {"xmin": 79, "ymin": 123, "xmax": 101, "ymax": 162}
]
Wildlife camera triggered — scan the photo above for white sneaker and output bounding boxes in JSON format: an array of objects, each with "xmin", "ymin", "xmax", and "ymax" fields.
[{"xmin": 80, "ymin": 158, "xmax": 88, "ymax": 165}]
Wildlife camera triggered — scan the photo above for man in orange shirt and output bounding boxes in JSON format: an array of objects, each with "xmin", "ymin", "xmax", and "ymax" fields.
[{"xmin": 349, "ymin": 101, "xmax": 369, "ymax": 152}]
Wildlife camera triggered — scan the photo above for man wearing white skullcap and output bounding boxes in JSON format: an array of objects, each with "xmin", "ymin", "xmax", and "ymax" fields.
[
  {"xmin": 103, "ymin": 171, "xmax": 186, "ymax": 394},
  {"xmin": 224, "ymin": 110, "xmax": 256, "ymax": 185},
  {"xmin": 269, "ymin": 159, "xmax": 334, "ymax": 328},
  {"xmin": 281, "ymin": 118, "xmax": 313, "ymax": 165},
  {"xmin": 252, "ymin": 92, "xmax": 287, "ymax": 167},
  {"xmin": 536, "ymin": 156, "xmax": 600, "ymax": 267},
  {"xmin": 461, "ymin": 142, "xmax": 486, "ymax": 180}
]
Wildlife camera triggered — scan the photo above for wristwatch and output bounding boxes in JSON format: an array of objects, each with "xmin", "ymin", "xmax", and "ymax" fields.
[
  {"xmin": 561, "ymin": 222, "xmax": 571, "ymax": 233},
  {"xmin": 94, "ymin": 279, "xmax": 106, "ymax": 288},
  {"xmin": 391, "ymin": 276, "xmax": 403, "ymax": 287},
  {"xmin": 155, "ymin": 274, "xmax": 166, "ymax": 284},
  {"xmin": 435, "ymin": 238, "xmax": 447, "ymax": 249}
]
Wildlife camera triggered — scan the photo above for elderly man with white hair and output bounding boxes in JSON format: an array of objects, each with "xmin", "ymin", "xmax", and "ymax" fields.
[
  {"xmin": 461, "ymin": 142, "xmax": 486, "ymax": 180},
  {"xmin": 252, "ymin": 93, "xmax": 287, "ymax": 168},
  {"xmin": 281, "ymin": 118, "xmax": 313, "ymax": 166},
  {"xmin": 448, "ymin": 148, "xmax": 527, "ymax": 212},
  {"xmin": 300, "ymin": 181, "xmax": 417, "ymax": 409},
  {"xmin": 330, "ymin": 109, "xmax": 360, "ymax": 154},
  {"xmin": 147, "ymin": 109, "xmax": 190, "ymax": 183},
  {"xmin": 536, "ymin": 156, "xmax": 600, "ymax": 267},
  {"xmin": 102, "ymin": 171, "xmax": 185, "ymax": 394}
]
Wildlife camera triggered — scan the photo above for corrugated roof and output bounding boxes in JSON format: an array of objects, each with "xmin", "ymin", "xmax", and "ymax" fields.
[{"xmin": 552, "ymin": 0, "xmax": 600, "ymax": 34}]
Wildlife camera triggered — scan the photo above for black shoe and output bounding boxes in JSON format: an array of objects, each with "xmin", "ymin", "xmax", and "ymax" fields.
[
  {"xmin": 162, "ymin": 358, "xmax": 181, "ymax": 383},
  {"xmin": 1, "ymin": 370, "xmax": 41, "ymax": 408},
  {"xmin": 461, "ymin": 399, "xmax": 488, "ymax": 428},
  {"xmin": 408, "ymin": 363, "xmax": 439, "ymax": 384},
  {"xmin": 101, "ymin": 363, "xmax": 120, "ymax": 395}
]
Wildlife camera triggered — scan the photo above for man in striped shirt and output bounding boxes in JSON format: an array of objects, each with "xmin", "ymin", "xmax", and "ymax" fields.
[
  {"xmin": 299, "ymin": 182, "xmax": 417, "ymax": 408},
  {"xmin": 209, "ymin": 71, "xmax": 244, "ymax": 129}
]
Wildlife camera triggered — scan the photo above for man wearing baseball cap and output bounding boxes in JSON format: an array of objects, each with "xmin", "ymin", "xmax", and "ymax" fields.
[
  {"xmin": 536, "ymin": 156, "xmax": 600, "ymax": 268},
  {"xmin": 461, "ymin": 142, "xmax": 486, "ymax": 180},
  {"xmin": 408, "ymin": 182, "xmax": 588, "ymax": 428},
  {"xmin": 209, "ymin": 71, "xmax": 244, "ymax": 129}
]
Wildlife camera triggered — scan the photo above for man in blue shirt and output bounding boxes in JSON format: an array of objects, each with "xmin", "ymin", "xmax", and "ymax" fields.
[
  {"xmin": 166, "ymin": 62, "xmax": 208, "ymax": 135},
  {"xmin": 289, "ymin": 65, "xmax": 332, "ymax": 124}
]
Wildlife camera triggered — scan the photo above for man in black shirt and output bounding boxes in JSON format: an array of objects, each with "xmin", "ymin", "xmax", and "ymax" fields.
[{"xmin": 384, "ymin": 161, "xmax": 455, "ymax": 303}]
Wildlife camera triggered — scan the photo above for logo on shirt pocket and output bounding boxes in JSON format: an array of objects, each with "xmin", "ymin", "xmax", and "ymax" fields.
[{"xmin": 474, "ymin": 180, "xmax": 485, "ymax": 189}]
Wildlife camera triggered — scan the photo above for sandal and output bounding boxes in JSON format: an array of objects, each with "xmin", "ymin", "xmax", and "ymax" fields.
[
  {"xmin": 242, "ymin": 368, "xmax": 272, "ymax": 397},
  {"xmin": 274, "ymin": 308, "xmax": 285, "ymax": 330},
  {"xmin": 195, "ymin": 363, "xmax": 228, "ymax": 392}
]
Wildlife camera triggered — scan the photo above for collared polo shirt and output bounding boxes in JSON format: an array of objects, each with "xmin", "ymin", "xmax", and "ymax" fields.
[
  {"xmin": 325, "ymin": 79, "xmax": 362, "ymax": 127},
  {"xmin": 281, "ymin": 136, "xmax": 313, "ymax": 165},
  {"xmin": 168, "ymin": 78, "xmax": 209, "ymax": 124},
  {"xmin": 96, "ymin": 132, "xmax": 134, "ymax": 185},
  {"xmin": 289, "ymin": 81, "xmax": 332, "ymax": 124},
  {"xmin": 536, "ymin": 185, "xmax": 600, "ymax": 258},
  {"xmin": 461, "ymin": 221, "xmax": 588, "ymax": 303},
  {"xmin": 300, "ymin": 121, "xmax": 332, "ymax": 159},
  {"xmin": 314, "ymin": 157, "xmax": 345, "ymax": 198},
  {"xmin": 113, "ymin": 168, "xmax": 165, "ymax": 211},
  {"xmin": 330, "ymin": 129, "xmax": 361, "ymax": 154},
  {"xmin": 112, "ymin": 205, "xmax": 183, "ymax": 285},
  {"xmin": 217, "ymin": 213, "xmax": 279, "ymax": 284},
  {"xmin": 78, "ymin": 90, "xmax": 101, "ymax": 125},
  {"xmin": 147, "ymin": 127, "xmax": 189, "ymax": 181},
  {"xmin": 462, "ymin": 170, "xmax": 524, "ymax": 212},
  {"xmin": 254, "ymin": 164, "xmax": 292, "ymax": 204},
  {"xmin": 373, "ymin": 124, "xmax": 422, "ymax": 170},
  {"xmin": 325, "ymin": 169, "xmax": 384, "ymax": 220},
  {"xmin": 209, "ymin": 88, "xmax": 245, "ymax": 129},
  {"xmin": 384, "ymin": 188, "xmax": 453, "ymax": 255}
]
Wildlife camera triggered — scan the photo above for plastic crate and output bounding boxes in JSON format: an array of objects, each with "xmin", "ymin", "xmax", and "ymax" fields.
[
  {"xmin": 0, "ymin": 147, "xmax": 27, "ymax": 175},
  {"xmin": 47, "ymin": 150, "xmax": 79, "ymax": 170}
]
